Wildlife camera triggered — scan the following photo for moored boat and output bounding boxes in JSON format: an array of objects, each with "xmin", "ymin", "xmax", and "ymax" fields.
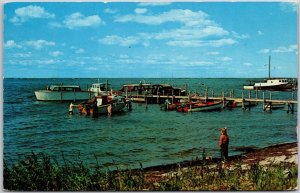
[
  {"xmin": 264, "ymin": 102, "xmax": 286, "ymax": 111},
  {"xmin": 243, "ymin": 56, "xmax": 297, "ymax": 91},
  {"xmin": 35, "ymin": 85, "xmax": 92, "ymax": 101},
  {"xmin": 121, "ymin": 81, "xmax": 187, "ymax": 102},
  {"xmin": 188, "ymin": 101, "xmax": 224, "ymax": 112},
  {"xmin": 89, "ymin": 82, "xmax": 122, "ymax": 96},
  {"xmin": 243, "ymin": 78, "xmax": 296, "ymax": 91},
  {"xmin": 77, "ymin": 95, "xmax": 127, "ymax": 116},
  {"xmin": 177, "ymin": 100, "xmax": 224, "ymax": 112}
]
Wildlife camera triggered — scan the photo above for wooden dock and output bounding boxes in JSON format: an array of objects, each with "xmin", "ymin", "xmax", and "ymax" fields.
[{"xmin": 126, "ymin": 89, "xmax": 297, "ymax": 114}]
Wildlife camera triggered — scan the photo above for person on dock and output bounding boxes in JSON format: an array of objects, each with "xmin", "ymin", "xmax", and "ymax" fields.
[
  {"xmin": 107, "ymin": 104, "xmax": 112, "ymax": 116},
  {"xmin": 219, "ymin": 127, "xmax": 229, "ymax": 162},
  {"xmin": 138, "ymin": 81, "xmax": 143, "ymax": 95}
]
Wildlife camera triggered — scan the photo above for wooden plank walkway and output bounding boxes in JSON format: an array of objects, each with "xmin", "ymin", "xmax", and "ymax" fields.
[{"xmin": 128, "ymin": 94, "xmax": 298, "ymax": 104}]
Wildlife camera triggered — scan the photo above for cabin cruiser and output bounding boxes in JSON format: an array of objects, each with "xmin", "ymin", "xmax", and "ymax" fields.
[
  {"xmin": 35, "ymin": 85, "xmax": 92, "ymax": 101},
  {"xmin": 243, "ymin": 78, "xmax": 296, "ymax": 91},
  {"xmin": 243, "ymin": 56, "xmax": 297, "ymax": 91}
]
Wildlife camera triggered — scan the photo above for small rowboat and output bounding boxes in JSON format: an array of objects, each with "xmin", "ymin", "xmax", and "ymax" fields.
[
  {"xmin": 264, "ymin": 102, "xmax": 286, "ymax": 111},
  {"xmin": 177, "ymin": 101, "xmax": 224, "ymax": 112}
]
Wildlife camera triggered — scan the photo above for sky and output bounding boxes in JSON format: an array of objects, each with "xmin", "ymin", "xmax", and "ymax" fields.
[{"xmin": 3, "ymin": 1, "xmax": 299, "ymax": 78}]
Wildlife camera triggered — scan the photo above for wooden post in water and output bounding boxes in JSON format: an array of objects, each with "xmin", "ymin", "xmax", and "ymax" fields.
[
  {"xmin": 262, "ymin": 92, "xmax": 265, "ymax": 111},
  {"xmin": 189, "ymin": 91, "xmax": 192, "ymax": 111},
  {"xmin": 222, "ymin": 91, "xmax": 225, "ymax": 108},
  {"xmin": 269, "ymin": 91, "xmax": 272, "ymax": 100},
  {"xmin": 241, "ymin": 91, "xmax": 245, "ymax": 110},
  {"xmin": 172, "ymin": 90, "xmax": 174, "ymax": 104},
  {"xmin": 212, "ymin": 90, "xmax": 214, "ymax": 97},
  {"xmin": 205, "ymin": 87, "xmax": 208, "ymax": 102},
  {"xmin": 255, "ymin": 89, "xmax": 258, "ymax": 105}
]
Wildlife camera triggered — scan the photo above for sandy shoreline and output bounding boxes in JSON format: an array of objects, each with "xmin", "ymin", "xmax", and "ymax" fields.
[{"xmin": 141, "ymin": 142, "xmax": 298, "ymax": 182}]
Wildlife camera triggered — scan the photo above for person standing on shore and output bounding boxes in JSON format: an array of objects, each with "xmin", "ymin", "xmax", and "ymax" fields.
[{"xmin": 219, "ymin": 127, "xmax": 229, "ymax": 162}]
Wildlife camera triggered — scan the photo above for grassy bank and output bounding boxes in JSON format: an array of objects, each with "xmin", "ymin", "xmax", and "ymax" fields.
[{"xmin": 4, "ymin": 151, "xmax": 297, "ymax": 191}]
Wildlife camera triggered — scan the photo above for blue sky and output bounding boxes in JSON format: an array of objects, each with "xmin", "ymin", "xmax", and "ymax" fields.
[{"xmin": 3, "ymin": 2, "xmax": 298, "ymax": 78}]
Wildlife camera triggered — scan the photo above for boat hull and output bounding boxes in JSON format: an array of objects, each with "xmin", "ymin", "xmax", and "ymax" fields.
[
  {"xmin": 97, "ymin": 102, "xmax": 127, "ymax": 114},
  {"xmin": 79, "ymin": 102, "xmax": 127, "ymax": 115},
  {"xmin": 35, "ymin": 90, "xmax": 93, "ymax": 101},
  {"xmin": 186, "ymin": 101, "xmax": 224, "ymax": 112},
  {"xmin": 264, "ymin": 102, "xmax": 286, "ymax": 110}
]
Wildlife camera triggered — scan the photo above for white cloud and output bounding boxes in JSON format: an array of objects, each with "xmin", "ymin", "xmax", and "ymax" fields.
[
  {"xmin": 207, "ymin": 38, "xmax": 237, "ymax": 47},
  {"xmin": 13, "ymin": 53, "xmax": 31, "ymax": 58},
  {"xmin": 135, "ymin": 8, "xmax": 148, "ymax": 14},
  {"xmin": 119, "ymin": 54, "xmax": 129, "ymax": 59},
  {"xmin": 257, "ymin": 30, "xmax": 263, "ymax": 35},
  {"xmin": 166, "ymin": 38, "xmax": 236, "ymax": 47},
  {"xmin": 115, "ymin": 9, "xmax": 213, "ymax": 27},
  {"xmin": 258, "ymin": 48, "xmax": 270, "ymax": 54},
  {"xmin": 75, "ymin": 48, "xmax": 85, "ymax": 54},
  {"xmin": 166, "ymin": 40, "xmax": 201, "ymax": 47},
  {"xmin": 272, "ymin": 44, "xmax": 298, "ymax": 53},
  {"xmin": 104, "ymin": 8, "xmax": 118, "ymax": 14},
  {"xmin": 63, "ymin": 12, "xmax": 104, "ymax": 29},
  {"xmin": 206, "ymin": 51, "xmax": 220, "ymax": 55},
  {"xmin": 114, "ymin": 9, "xmax": 242, "ymax": 48},
  {"xmin": 49, "ymin": 51, "xmax": 64, "ymax": 57},
  {"xmin": 280, "ymin": 2, "xmax": 297, "ymax": 13},
  {"xmin": 232, "ymin": 31, "xmax": 249, "ymax": 39},
  {"xmin": 10, "ymin": 5, "xmax": 55, "ymax": 24},
  {"xmin": 25, "ymin": 40, "xmax": 55, "ymax": 50},
  {"xmin": 138, "ymin": 2, "xmax": 171, "ymax": 6},
  {"xmin": 50, "ymin": 12, "xmax": 104, "ymax": 29},
  {"xmin": 243, "ymin": 62, "xmax": 253, "ymax": 66},
  {"xmin": 99, "ymin": 35, "xmax": 140, "ymax": 47},
  {"xmin": 218, "ymin": 56, "xmax": 232, "ymax": 62},
  {"xmin": 153, "ymin": 26, "xmax": 229, "ymax": 40},
  {"xmin": 48, "ymin": 22, "xmax": 63, "ymax": 28},
  {"xmin": 37, "ymin": 59, "xmax": 56, "ymax": 65},
  {"xmin": 4, "ymin": 40, "xmax": 22, "ymax": 49}
]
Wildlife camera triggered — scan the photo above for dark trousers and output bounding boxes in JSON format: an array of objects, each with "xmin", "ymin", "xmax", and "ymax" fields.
[{"xmin": 220, "ymin": 143, "xmax": 228, "ymax": 161}]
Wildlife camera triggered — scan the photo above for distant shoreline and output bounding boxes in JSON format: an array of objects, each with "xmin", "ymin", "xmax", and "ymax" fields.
[{"xmin": 3, "ymin": 77, "xmax": 299, "ymax": 79}]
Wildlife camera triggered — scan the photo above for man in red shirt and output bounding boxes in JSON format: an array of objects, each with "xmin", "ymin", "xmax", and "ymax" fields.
[{"xmin": 219, "ymin": 127, "xmax": 229, "ymax": 162}]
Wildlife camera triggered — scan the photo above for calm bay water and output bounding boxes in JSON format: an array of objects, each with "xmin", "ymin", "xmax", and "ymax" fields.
[{"xmin": 4, "ymin": 78, "xmax": 298, "ymax": 169}]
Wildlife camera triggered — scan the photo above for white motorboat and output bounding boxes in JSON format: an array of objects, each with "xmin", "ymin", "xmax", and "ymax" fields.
[
  {"xmin": 89, "ymin": 83, "xmax": 111, "ymax": 96},
  {"xmin": 243, "ymin": 78, "xmax": 295, "ymax": 91},
  {"xmin": 243, "ymin": 56, "xmax": 297, "ymax": 91},
  {"xmin": 35, "ymin": 85, "xmax": 92, "ymax": 101}
]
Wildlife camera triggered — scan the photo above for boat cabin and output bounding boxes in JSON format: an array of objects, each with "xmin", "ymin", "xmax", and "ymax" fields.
[
  {"xmin": 121, "ymin": 83, "xmax": 186, "ymax": 96},
  {"xmin": 89, "ymin": 83, "xmax": 111, "ymax": 94},
  {"xmin": 48, "ymin": 85, "xmax": 82, "ymax": 92}
]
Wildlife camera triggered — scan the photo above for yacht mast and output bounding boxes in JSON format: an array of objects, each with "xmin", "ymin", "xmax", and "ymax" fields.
[{"xmin": 268, "ymin": 55, "xmax": 271, "ymax": 79}]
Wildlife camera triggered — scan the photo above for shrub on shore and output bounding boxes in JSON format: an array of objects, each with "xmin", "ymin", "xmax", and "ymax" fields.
[{"xmin": 3, "ymin": 152, "xmax": 298, "ymax": 191}]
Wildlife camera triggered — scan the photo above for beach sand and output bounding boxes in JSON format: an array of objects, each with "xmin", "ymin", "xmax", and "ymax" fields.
[{"xmin": 141, "ymin": 142, "xmax": 298, "ymax": 186}]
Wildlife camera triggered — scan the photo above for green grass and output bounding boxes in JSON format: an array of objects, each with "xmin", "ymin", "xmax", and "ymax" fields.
[{"xmin": 3, "ymin": 152, "xmax": 298, "ymax": 191}]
